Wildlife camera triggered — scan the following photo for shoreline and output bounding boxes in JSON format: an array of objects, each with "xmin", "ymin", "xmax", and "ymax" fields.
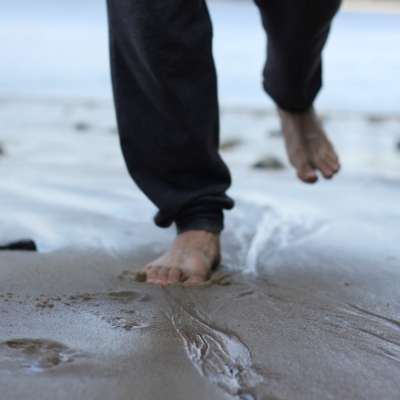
[
  {"xmin": 342, "ymin": 0, "xmax": 400, "ymax": 13},
  {"xmin": 208, "ymin": 0, "xmax": 400, "ymax": 13}
]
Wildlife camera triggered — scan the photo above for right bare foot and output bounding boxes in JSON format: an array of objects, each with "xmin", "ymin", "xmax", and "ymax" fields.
[
  {"xmin": 278, "ymin": 107, "xmax": 340, "ymax": 183},
  {"xmin": 143, "ymin": 230, "xmax": 221, "ymax": 286}
]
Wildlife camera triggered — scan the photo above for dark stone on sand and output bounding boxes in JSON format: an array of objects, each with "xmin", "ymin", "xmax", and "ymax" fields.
[
  {"xmin": 252, "ymin": 156, "xmax": 285, "ymax": 170},
  {"xmin": 367, "ymin": 115, "xmax": 384, "ymax": 123},
  {"xmin": 74, "ymin": 122, "xmax": 90, "ymax": 131},
  {"xmin": 0, "ymin": 239, "xmax": 37, "ymax": 251},
  {"xmin": 219, "ymin": 138, "xmax": 242, "ymax": 150},
  {"xmin": 268, "ymin": 129, "xmax": 282, "ymax": 138}
]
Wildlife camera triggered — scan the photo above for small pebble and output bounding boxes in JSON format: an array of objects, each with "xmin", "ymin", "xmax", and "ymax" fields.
[
  {"xmin": 219, "ymin": 139, "xmax": 241, "ymax": 150},
  {"xmin": 74, "ymin": 122, "xmax": 90, "ymax": 131},
  {"xmin": 268, "ymin": 129, "xmax": 282, "ymax": 138},
  {"xmin": 252, "ymin": 156, "xmax": 285, "ymax": 170}
]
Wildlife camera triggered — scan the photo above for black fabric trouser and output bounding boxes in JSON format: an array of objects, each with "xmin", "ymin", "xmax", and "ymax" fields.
[{"xmin": 106, "ymin": 0, "xmax": 341, "ymax": 233}]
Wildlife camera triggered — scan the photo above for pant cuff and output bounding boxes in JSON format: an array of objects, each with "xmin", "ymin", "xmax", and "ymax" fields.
[
  {"xmin": 276, "ymin": 103, "xmax": 313, "ymax": 114},
  {"xmin": 263, "ymin": 82, "xmax": 316, "ymax": 114},
  {"xmin": 175, "ymin": 210, "xmax": 224, "ymax": 234}
]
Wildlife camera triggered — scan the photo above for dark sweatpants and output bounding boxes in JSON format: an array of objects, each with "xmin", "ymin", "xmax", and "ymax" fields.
[{"xmin": 106, "ymin": 0, "xmax": 341, "ymax": 233}]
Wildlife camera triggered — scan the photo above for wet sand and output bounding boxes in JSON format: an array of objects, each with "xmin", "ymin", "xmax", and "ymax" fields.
[{"xmin": 1, "ymin": 100, "xmax": 400, "ymax": 399}]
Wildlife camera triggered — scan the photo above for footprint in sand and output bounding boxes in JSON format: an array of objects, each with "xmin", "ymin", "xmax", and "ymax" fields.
[{"xmin": 0, "ymin": 339, "xmax": 83, "ymax": 372}]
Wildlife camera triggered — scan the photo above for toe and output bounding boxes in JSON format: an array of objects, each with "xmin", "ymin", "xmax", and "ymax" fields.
[
  {"xmin": 328, "ymin": 155, "xmax": 340, "ymax": 173},
  {"xmin": 166, "ymin": 268, "xmax": 181, "ymax": 285},
  {"xmin": 297, "ymin": 163, "xmax": 318, "ymax": 183},
  {"xmin": 311, "ymin": 149, "xmax": 338, "ymax": 179},
  {"xmin": 314, "ymin": 158, "xmax": 335, "ymax": 179},
  {"xmin": 155, "ymin": 267, "xmax": 169, "ymax": 286},
  {"xmin": 145, "ymin": 266, "xmax": 160, "ymax": 284},
  {"xmin": 326, "ymin": 158, "xmax": 340, "ymax": 173},
  {"xmin": 324, "ymin": 149, "xmax": 340, "ymax": 172}
]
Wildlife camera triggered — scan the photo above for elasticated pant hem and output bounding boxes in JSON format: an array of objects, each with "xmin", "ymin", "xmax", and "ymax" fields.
[{"xmin": 175, "ymin": 211, "xmax": 224, "ymax": 234}]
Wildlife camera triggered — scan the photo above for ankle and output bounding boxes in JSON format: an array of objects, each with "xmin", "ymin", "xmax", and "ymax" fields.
[{"xmin": 174, "ymin": 230, "xmax": 221, "ymax": 264}]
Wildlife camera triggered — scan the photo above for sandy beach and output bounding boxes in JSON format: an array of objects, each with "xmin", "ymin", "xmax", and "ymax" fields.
[
  {"xmin": 1, "ymin": 0, "xmax": 400, "ymax": 398},
  {"xmin": 1, "ymin": 99, "xmax": 400, "ymax": 399}
]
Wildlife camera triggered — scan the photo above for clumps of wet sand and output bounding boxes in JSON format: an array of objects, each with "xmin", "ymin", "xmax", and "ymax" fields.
[
  {"xmin": 119, "ymin": 269, "xmax": 232, "ymax": 286},
  {"xmin": 0, "ymin": 291, "xmax": 100, "ymax": 309},
  {"xmin": 119, "ymin": 270, "xmax": 147, "ymax": 283},
  {"xmin": 35, "ymin": 299, "xmax": 54, "ymax": 308},
  {"xmin": 1, "ymin": 292, "xmax": 13, "ymax": 302},
  {"xmin": 34, "ymin": 295, "xmax": 66, "ymax": 308}
]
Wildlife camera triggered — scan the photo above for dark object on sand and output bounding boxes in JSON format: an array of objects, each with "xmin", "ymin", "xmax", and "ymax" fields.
[
  {"xmin": 74, "ymin": 122, "xmax": 90, "ymax": 131},
  {"xmin": 268, "ymin": 129, "xmax": 282, "ymax": 138},
  {"xmin": 0, "ymin": 141, "xmax": 4, "ymax": 155},
  {"xmin": 119, "ymin": 270, "xmax": 146, "ymax": 282},
  {"xmin": 252, "ymin": 156, "xmax": 285, "ymax": 170},
  {"xmin": 219, "ymin": 138, "xmax": 242, "ymax": 150},
  {"xmin": 396, "ymin": 140, "xmax": 400, "ymax": 151},
  {"xmin": 367, "ymin": 115, "xmax": 384, "ymax": 124},
  {"xmin": 0, "ymin": 239, "xmax": 37, "ymax": 251}
]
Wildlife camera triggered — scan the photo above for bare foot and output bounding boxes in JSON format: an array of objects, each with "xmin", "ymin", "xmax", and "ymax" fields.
[
  {"xmin": 278, "ymin": 107, "xmax": 340, "ymax": 183},
  {"xmin": 143, "ymin": 230, "xmax": 221, "ymax": 286}
]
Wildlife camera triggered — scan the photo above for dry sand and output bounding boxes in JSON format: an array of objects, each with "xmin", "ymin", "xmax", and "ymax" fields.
[{"xmin": 1, "ymin": 100, "xmax": 400, "ymax": 399}]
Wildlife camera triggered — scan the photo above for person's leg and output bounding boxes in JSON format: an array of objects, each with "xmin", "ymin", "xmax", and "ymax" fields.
[
  {"xmin": 255, "ymin": 0, "xmax": 342, "ymax": 183},
  {"xmin": 106, "ymin": 0, "xmax": 233, "ymax": 285}
]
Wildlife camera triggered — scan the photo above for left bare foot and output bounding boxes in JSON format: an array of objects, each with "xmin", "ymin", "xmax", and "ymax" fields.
[{"xmin": 278, "ymin": 107, "xmax": 340, "ymax": 183}]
